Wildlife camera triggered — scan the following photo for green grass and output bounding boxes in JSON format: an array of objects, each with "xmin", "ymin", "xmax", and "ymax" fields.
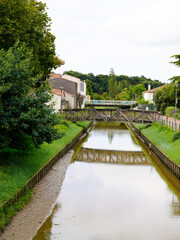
[
  {"xmin": 0, "ymin": 122, "xmax": 90, "ymax": 207},
  {"xmin": 0, "ymin": 189, "xmax": 32, "ymax": 234},
  {"xmin": 135, "ymin": 123, "xmax": 180, "ymax": 164}
]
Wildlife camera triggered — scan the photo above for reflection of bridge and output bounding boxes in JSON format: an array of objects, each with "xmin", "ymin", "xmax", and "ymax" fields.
[
  {"xmin": 61, "ymin": 108, "xmax": 160, "ymax": 124},
  {"xmin": 74, "ymin": 148, "xmax": 150, "ymax": 165}
]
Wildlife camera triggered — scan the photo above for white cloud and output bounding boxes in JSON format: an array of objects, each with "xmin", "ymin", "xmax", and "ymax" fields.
[{"xmin": 42, "ymin": 0, "xmax": 180, "ymax": 82}]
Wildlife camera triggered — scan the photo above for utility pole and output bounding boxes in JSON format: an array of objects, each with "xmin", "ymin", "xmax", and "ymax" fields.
[{"xmin": 59, "ymin": 86, "xmax": 64, "ymax": 110}]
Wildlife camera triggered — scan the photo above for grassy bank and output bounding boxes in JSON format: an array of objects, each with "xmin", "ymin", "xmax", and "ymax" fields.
[
  {"xmin": 0, "ymin": 121, "xmax": 90, "ymax": 233},
  {"xmin": 0, "ymin": 121, "xmax": 90, "ymax": 207},
  {"xmin": 135, "ymin": 123, "xmax": 180, "ymax": 164}
]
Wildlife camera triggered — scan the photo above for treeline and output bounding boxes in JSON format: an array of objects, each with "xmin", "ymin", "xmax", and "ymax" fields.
[{"xmin": 63, "ymin": 70, "xmax": 164, "ymax": 100}]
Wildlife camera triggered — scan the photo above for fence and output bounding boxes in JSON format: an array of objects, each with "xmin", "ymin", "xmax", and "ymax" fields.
[{"xmin": 160, "ymin": 115, "xmax": 180, "ymax": 131}]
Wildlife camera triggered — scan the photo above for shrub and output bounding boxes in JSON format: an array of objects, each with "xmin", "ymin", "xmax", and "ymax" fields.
[{"xmin": 173, "ymin": 131, "xmax": 180, "ymax": 141}]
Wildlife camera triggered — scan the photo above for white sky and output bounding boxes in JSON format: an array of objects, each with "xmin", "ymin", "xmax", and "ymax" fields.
[{"xmin": 42, "ymin": 0, "xmax": 180, "ymax": 83}]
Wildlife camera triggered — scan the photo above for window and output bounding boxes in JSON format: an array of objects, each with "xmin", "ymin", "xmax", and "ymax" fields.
[{"xmin": 80, "ymin": 82, "xmax": 84, "ymax": 92}]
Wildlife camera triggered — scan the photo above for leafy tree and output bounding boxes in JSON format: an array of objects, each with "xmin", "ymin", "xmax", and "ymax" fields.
[
  {"xmin": 116, "ymin": 88, "xmax": 129, "ymax": 100},
  {"xmin": 170, "ymin": 55, "xmax": 180, "ymax": 84},
  {"xmin": 134, "ymin": 84, "xmax": 146, "ymax": 100},
  {"xmin": 154, "ymin": 84, "xmax": 176, "ymax": 112},
  {"xmin": 62, "ymin": 70, "xmax": 163, "ymax": 98},
  {"xmin": 0, "ymin": 0, "xmax": 64, "ymax": 80},
  {"xmin": 108, "ymin": 68, "xmax": 117, "ymax": 99},
  {"xmin": 86, "ymin": 79, "xmax": 93, "ymax": 98},
  {"xmin": 0, "ymin": 42, "xmax": 62, "ymax": 155},
  {"xmin": 128, "ymin": 85, "xmax": 135, "ymax": 100}
]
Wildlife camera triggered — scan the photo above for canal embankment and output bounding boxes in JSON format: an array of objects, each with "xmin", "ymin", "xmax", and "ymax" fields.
[
  {"xmin": 0, "ymin": 121, "xmax": 93, "ymax": 235},
  {"xmin": 127, "ymin": 122, "xmax": 180, "ymax": 178}
]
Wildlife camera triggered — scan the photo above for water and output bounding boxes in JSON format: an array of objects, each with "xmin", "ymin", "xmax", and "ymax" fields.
[{"xmin": 33, "ymin": 123, "xmax": 180, "ymax": 240}]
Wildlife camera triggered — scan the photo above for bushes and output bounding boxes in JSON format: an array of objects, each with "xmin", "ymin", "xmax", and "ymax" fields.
[{"xmin": 173, "ymin": 131, "xmax": 180, "ymax": 142}]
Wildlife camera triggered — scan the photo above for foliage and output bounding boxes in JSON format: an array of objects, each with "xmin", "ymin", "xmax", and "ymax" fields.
[
  {"xmin": 116, "ymin": 88, "xmax": 129, "ymax": 100},
  {"xmin": 108, "ymin": 68, "xmax": 117, "ymax": 99},
  {"xmin": 0, "ymin": 0, "xmax": 64, "ymax": 80},
  {"xmin": 134, "ymin": 84, "xmax": 146, "ymax": 99},
  {"xmin": 0, "ymin": 122, "xmax": 90, "ymax": 206},
  {"xmin": 0, "ymin": 42, "xmax": 62, "ymax": 155},
  {"xmin": 136, "ymin": 122, "xmax": 180, "ymax": 164},
  {"xmin": 173, "ymin": 131, "xmax": 180, "ymax": 142},
  {"xmin": 63, "ymin": 70, "xmax": 163, "ymax": 99},
  {"xmin": 154, "ymin": 84, "xmax": 177, "ymax": 113},
  {"xmin": 138, "ymin": 98, "xmax": 150, "ymax": 104},
  {"xmin": 165, "ymin": 106, "xmax": 176, "ymax": 116},
  {"xmin": 86, "ymin": 79, "xmax": 93, "ymax": 98}
]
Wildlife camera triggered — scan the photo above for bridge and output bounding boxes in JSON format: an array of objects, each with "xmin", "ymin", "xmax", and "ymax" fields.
[
  {"xmin": 60, "ymin": 108, "xmax": 160, "ymax": 124},
  {"xmin": 73, "ymin": 147, "xmax": 150, "ymax": 165},
  {"xmin": 85, "ymin": 100, "xmax": 137, "ymax": 108}
]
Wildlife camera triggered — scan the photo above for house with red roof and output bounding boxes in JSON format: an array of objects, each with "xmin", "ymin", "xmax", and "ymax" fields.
[{"xmin": 142, "ymin": 83, "xmax": 166, "ymax": 104}]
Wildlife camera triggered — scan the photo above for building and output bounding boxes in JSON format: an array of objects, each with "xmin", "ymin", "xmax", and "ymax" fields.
[
  {"xmin": 61, "ymin": 74, "xmax": 86, "ymax": 108},
  {"xmin": 142, "ymin": 83, "xmax": 166, "ymax": 104},
  {"xmin": 49, "ymin": 88, "xmax": 76, "ymax": 112},
  {"xmin": 49, "ymin": 77, "xmax": 78, "ymax": 111}
]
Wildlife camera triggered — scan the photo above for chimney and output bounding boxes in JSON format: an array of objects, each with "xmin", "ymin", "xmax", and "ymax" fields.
[{"xmin": 148, "ymin": 82, "xmax": 151, "ymax": 91}]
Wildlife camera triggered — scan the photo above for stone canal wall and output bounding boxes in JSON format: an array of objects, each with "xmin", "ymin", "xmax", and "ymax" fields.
[
  {"xmin": 2, "ymin": 122, "xmax": 94, "ymax": 211},
  {"xmin": 127, "ymin": 123, "xmax": 180, "ymax": 178}
]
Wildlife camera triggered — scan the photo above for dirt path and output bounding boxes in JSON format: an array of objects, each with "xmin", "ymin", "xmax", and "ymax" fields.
[{"xmin": 0, "ymin": 150, "xmax": 73, "ymax": 240}]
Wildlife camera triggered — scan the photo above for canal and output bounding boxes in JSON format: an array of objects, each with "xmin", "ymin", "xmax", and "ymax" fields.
[{"xmin": 33, "ymin": 123, "xmax": 180, "ymax": 240}]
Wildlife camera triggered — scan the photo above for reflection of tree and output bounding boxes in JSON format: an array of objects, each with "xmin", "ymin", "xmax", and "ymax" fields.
[
  {"xmin": 107, "ymin": 129, "xmax": 115, "ymax": 144},
  {"xmin": 33, "ymin": 203, "xmax": 61, "ymax": 240}
]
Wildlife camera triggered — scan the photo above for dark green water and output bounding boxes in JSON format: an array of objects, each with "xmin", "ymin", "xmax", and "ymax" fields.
[{"xmin": 33, "ymin": 123, "xmax": 180, "ymax": 240}]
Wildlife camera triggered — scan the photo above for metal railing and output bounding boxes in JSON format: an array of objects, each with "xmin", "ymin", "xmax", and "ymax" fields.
[{"xmin": 85, "ymin": 100, "xmax": 137, "ymax": 106}]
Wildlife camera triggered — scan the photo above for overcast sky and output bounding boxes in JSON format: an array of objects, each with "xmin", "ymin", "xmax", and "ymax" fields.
[{"xmin": 42, "ymin": 0, "xmax": 180, "ymax": 83}]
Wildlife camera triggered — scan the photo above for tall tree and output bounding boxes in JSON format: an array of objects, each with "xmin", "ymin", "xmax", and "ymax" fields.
[
  {"xmin": 134, "ymin": 84, "xmax": 146, "ymax": 100},
  {"xmin": 108, "ymin": 68, "xmax": 117, "ymax": 99},
  {"xmin": 0, "ymin": 0, "xmax": 64, "ymax": 80},
  {"xmin": 0, "ymin": 42, "xmax": 62, "ymax": 155},
  {"xmin": 170, "ymin": 55, "xmax": 180, "ymax": 83}
]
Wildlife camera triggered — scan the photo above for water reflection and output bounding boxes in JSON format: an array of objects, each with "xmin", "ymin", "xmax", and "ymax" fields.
[
  {"xmin": 83, "ymin": 123, "xmax": 141, "ymax": 151},
  {"xmin": 140, "ymin": 141, "xmax": 180, "ymax": 218},
  {"xmin": 33, "ymin": 123, "xmax": 180, "ymax": 240},
  {"xmin": 73, "ymin": 147, "xmax": 150, "ymax": 165},
  {"xmin": 33, "ymin": 204, "xmax": 61, "ymax": 240}
]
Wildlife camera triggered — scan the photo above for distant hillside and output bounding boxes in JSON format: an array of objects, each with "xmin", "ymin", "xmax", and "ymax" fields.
[{"xmin": 63, "ymin": 70, "xmax": 164, "ymax": 95}]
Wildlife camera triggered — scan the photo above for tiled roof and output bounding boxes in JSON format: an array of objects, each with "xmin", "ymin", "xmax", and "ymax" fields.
[
  {"xmin": 143, "ymin": 85, "xmax": 166, "ymax": 93},
  {"xmin": 52, "ymin": 88, "xmax": 73, "ymax": 97},
  {"xmin": 49, "ymin": 73, "xmax": 61, "ymax": 79},
  {"xmin": 49, "ymin": 77, "xmax": 77, "ymax": 96}
]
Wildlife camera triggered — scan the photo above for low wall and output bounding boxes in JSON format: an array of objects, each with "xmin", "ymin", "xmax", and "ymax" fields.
[
  {"xmin": 127, "ymin": 123, "xmax": 180, "ymax": 178},
  {"xmin": 2, "ymin": 122, "xmax": 94, "ymax": 210}
]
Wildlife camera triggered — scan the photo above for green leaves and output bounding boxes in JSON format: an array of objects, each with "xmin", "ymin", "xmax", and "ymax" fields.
[
  {"xmin": 0, "ymin": 42, "xmax": 62, "ymax": 156},
  {"xmin": 0, "ymin": 0, "xmax": 64, "ymax": 80}
]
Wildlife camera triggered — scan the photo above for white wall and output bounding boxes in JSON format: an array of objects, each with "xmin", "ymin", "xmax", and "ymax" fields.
[
  {"xmin": 49, "ymin": 94, "xmax": 61, "ymax": 113},
  {"xmin": 62, "ymin": 74, "xmax": 86, "ymax": 108},
  {"xmin": 143, "ymin": 92, "xmax": 154, "ymax": 103}
]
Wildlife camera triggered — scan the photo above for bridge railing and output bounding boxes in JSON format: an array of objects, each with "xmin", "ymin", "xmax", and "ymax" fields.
[
  {"xmin": 85, "ymin": 100, "xmax": 137, "ymax": 106},
  {"xmin": 60, "ymin": 108, "xmax": 161, "ymax": 124}
]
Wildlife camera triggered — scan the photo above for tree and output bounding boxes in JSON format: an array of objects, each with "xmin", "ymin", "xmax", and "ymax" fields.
[
  {"xmin": 0, "ymin": 42, "xmax": 62, "ymax": 155},
  {"xmin": 108, "ymin": 68, "xmax": 117, "ymax": 99},
  {"xmin": 134, "ymin": 84, "xmax": 146, "ymax": 100},
  {"xmin": 0, "ymin": 0, "xmax": 64, "ymax": 80},
  {"xmin": 170, "ymin": 55, "xmax": 180, "ymax": 84},
  {"xmin": 86, "ymin": 80, "xmax": 93, "ymax": 98},
  {"xmin": 154, "ymin": 84, "xmax": 176, "ymax": 113}
]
